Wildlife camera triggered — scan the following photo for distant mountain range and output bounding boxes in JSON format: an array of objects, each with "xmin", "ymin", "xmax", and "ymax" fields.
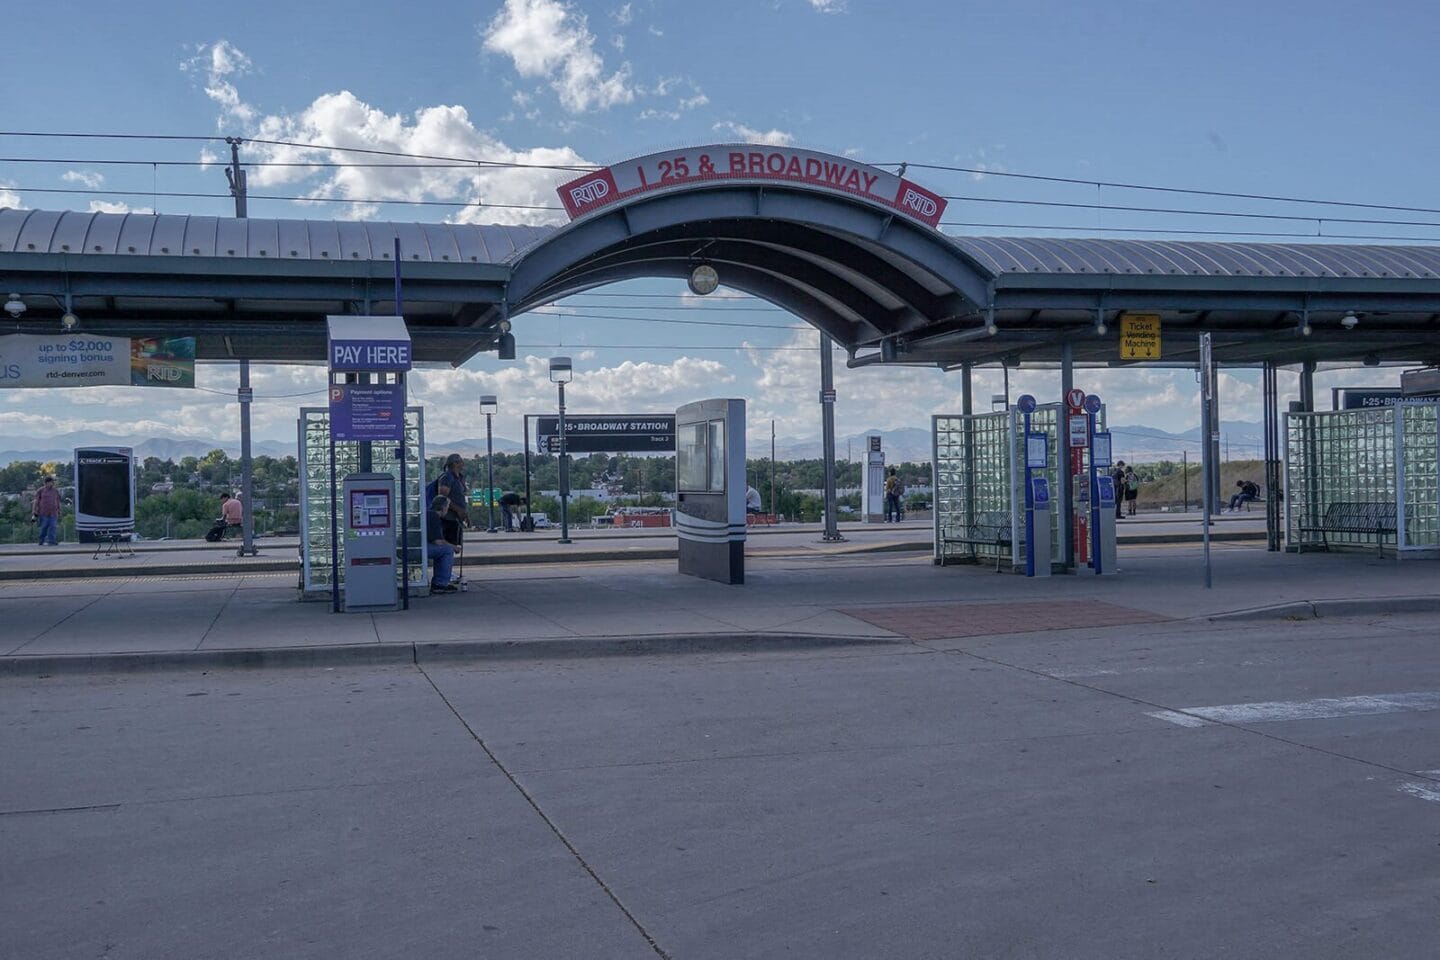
[{"xmin": 0, "ymin": 422, "xmax": 1264, "ymax": 467}]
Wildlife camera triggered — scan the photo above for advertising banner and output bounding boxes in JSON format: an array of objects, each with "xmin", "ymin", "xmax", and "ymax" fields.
[
  {"xmin": 535, "ymin": 414, "xmax": 677, "ymax": 454},
  {"xmin": 557, "ymin": 145, "xmax": 948, "ymax": 228},
  {"xmin": 0, "ymin": 335, "xmax": 195, "ymax": 389},
  {"xmin": 330, "ymin": 383, "xmax": 406, "ymax": 442}
]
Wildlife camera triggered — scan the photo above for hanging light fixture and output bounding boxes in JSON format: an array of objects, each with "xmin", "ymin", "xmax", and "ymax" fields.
[{"xmin": 688, "ymin": 263, "xmax": 719, "ymax": 296}]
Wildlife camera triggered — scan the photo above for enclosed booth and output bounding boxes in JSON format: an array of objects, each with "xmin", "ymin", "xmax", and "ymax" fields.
[
  {"xmin": 1286, "ymin": 402, "xmax": 1440, "ymax": 558},
  {"xmin": 932, "ymin": 402, "xmax": 1104, "ymax": 573},
  {"xmin": 297, "ymin": 407, "xmax": 428, "ymax": 599}
]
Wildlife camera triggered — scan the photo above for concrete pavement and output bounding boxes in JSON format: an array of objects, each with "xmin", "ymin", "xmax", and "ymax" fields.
[
  {"xmin": 2, "ymin": 534, "xmax": 1435, "ymax": 675},
  {"xmin": 4, "ymin": 607, "xmax": 1439, "ymax": 958},
  {"xmin": 0, "ymin": 513, "xmax": 1268, "ymax": 581}
]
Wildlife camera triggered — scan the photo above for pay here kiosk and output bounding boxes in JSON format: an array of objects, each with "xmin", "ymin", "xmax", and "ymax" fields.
[{"xmin": 342, "ymin": 473, "xmax": 398, "ymax": 610}]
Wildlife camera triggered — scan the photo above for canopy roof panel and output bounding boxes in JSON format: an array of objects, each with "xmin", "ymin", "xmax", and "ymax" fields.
[{"xmin": 2, "ymin": 201, "xmax": 1438, "ymax": 370}]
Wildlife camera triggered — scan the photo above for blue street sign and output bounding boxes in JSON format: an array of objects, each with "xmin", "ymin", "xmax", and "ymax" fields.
[
  {"xmin": 1083, "ymin": 393, "xmax": 1103, "ymax": 414},
  {"xmin": 1017, "ymin": 394, "xmax": 1037, "ymax": 414}
]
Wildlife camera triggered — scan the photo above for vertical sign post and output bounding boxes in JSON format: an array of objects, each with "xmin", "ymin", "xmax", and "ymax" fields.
[{"xmin": 1085, "ymin": 393, "xmax": 1103, "ymax": 574}]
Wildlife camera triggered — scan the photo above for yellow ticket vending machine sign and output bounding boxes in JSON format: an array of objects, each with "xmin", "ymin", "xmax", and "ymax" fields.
[{"xmin": 1120, "ymin": 314, "xmax": 1162, "ymax": 360}]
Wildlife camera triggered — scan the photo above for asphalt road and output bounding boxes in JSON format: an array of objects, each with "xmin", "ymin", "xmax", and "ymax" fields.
[{"xmin": 4, "ymin": 611, "xmax": 1439, "ymax": 959}]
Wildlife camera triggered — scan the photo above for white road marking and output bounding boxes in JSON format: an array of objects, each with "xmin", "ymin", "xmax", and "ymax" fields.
[
  {"xmin": 1152, "ymin": 692, "xmax": 1440, "ymax": 726},
  {"xmin": 1398, "ymin": 781, "xmax": 1440, "ymax": 804},
  {"xmin": 1147, "ymin": 711, "xmax": 1214, "ymax": 728}
]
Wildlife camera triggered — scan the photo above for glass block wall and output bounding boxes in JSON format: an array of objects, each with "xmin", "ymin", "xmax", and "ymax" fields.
[
  {"xmin": 1285, "ymin": 404, "xmax": 1440, "ymax": 552},
  {"xmin": 933, "ymin": 411, "xmax": 1016, "ymax": 567},
  {"xmin": 1400, "ymin": 404, "xmax": 1439, "ymax": 548},
  {"xmin": 298, "ymin": 407, "xmax": 427, "ymax": 595}
]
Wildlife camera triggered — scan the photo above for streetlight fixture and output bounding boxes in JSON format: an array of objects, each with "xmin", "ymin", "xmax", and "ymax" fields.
[
  {"xmin": 480, "ymin": 395, "xmax": 498, "ymax": 533},
  {"xmin": 549, "ymin": 357, "xmax": 573, "ymax": 544}
]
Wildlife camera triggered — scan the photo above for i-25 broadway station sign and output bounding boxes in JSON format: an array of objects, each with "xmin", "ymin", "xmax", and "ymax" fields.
[
  {"xmin": 536, "ymin": 414, "xmax": 677, "ymax": 454},
  {"xmin": 558, "ymin": 145, "xmax": 948, "ymax": 229}
]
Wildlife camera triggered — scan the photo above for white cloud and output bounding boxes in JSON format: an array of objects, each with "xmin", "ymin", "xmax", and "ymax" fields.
[
  {"xmin": 182, "ymin": 39, "xmax": 256, "ymax": 127},
  {"xmin": 183, "ymin": 42, "xmax": 593, "ymax": 226},
  {"xmin": 62, "ymin": 171, "xmax": 105, "ymax": 189},
  {"xmin": 483, "ymin": 0, "xmax": 636, "ymax": 113},
  {"xmin": 712, "ymin": 122, "xmax": 795, "ymax": 146},
  {"xmin": 808, "ymin": 0, "xmax": 846, "ymax": 11},
  {"xmin": 612, "ymin": 3, "xmax": 633, "ymax": 25},
  {"xmin": 0, "ymin": 185, "xmax": 20, "ymax": 209},
  {"xmin": 86, "ymin": 200, "xmax": 155, "ymax": 215}
]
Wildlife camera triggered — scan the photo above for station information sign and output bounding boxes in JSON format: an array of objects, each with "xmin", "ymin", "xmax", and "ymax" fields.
[
  {"xmin": 536, "ymin": 414, "xmax": 677, "ymax": 454},
  {"xmin": 557, "ymin": 144, "xmax": 948, "ymax": 228}
]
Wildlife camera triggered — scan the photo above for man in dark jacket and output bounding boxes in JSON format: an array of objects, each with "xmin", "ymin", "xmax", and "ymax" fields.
[{"xmin": 426, "ymin": 495, "xmax": 456, "ymax": 593}]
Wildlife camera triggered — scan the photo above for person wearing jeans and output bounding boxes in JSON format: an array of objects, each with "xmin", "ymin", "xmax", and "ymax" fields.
[
  {"xmin": 426, "ymin": 496, "xmax": 457, "ymax": 593},
  {"xmin": 32, "ymin": 475, "xmax": 61, "ymax": 546}
]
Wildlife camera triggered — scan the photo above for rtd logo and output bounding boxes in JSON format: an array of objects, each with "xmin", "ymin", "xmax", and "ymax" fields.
[
  {"xmin": 900, "ymin": 188, "xmax": 938, "ymax": 219},
  {"xmin": 568, "ymin": 177, "xmax": 610, "ymax": 207}
]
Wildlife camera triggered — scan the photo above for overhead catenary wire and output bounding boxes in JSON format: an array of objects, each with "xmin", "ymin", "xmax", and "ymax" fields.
[{"xmin": 5, "ymin": 130, "xmax": 1435, "ymax": 215}]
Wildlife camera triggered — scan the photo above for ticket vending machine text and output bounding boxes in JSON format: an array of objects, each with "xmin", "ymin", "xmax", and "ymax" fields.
[{"xmin": 342, "ymin": 472, "xmax": 398, "ymax": 610}]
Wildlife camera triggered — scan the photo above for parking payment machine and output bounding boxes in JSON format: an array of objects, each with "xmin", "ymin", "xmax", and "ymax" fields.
[
  {"xmin": 1089, "ymin": 421, "xmax": 1118, "ymax": 576},
  {"xmin": 342, "ymin": 472, "xmax": 398, "ymax": 610},
  {"xmin": 1018, "ymin": 395, "xmax": 1052, "ymax": 578}
]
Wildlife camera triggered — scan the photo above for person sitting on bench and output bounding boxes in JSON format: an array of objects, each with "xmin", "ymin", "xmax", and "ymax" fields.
[
  {"xmin": 206, "ymin": 493, "xmax": 244, "ymax": 541},
  {"xmin": 426, "ymin": 495, "xmax": 457, "ymax": 593},
  {"xmin": 1226, "ymin": 480, "xmax": 1260, "ymax": 512}
]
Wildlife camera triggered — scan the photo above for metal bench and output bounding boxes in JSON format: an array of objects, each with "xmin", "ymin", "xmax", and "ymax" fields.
[
  {"xmin": 1295, "ymin": 501, "xmax": 1397, "ymax": 557},
  {"xmin": 941, "ymin": 510, "xmax": 1013, "ymax": 572}
]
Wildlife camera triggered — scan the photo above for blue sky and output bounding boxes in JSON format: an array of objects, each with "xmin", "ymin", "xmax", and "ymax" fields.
[{"xmin": 2, "ymin": 0, "xmax": 1437, "ymax": 454}]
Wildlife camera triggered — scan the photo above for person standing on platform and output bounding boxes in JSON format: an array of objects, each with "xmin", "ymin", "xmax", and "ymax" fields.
[
  {"xmin": 884, "ymin": 468, "xmax": 901, "ymax": 522},
  {"xmin": 32, "ymin": 475, "xmax": 61, "ymax": 546},
  {"xmin": 1124, "ymin": 466, "xmax": 1140, "ymax": 517},
  {"xmin": 1111, "ymin": 461, "xmax": 1127, "ymax": 520},
  {"xmin": 433, "ymin": 454, "xmax": 469, "ymax": 540},
  {"xmin": 498, "ymin": 491, "xmax": 525, "ymax": 532}
]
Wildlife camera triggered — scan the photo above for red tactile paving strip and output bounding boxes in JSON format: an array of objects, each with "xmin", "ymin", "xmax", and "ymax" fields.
[{"xmin": 839, "ymin": 600, "xmax": 1169, "ymax": 640}]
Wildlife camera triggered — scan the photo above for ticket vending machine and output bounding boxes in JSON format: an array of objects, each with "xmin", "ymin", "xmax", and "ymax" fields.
[
  {"xmin": 342, "ymin": 472, "xmax": 398, "ymax": 610},
  {"xmin": 1089, "ymin": 426, "xmax": 1118, "ymax": 576},
  {"xmin": 1029, "ymin": 476, "xmax": 1053, "ymax": 578},
  {"xmin": 675, "ymin": 398, "xmax": 746, "ymax": 584}
]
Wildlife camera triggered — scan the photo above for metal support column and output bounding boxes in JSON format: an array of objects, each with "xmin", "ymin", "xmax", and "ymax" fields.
[
  {"xmin": 238, "ymin": 359, "xmax": 256, "ymax": 556},
  {"xmin": 1059, "ymin": 342, "xmax": 1075, "ymax": 569},
  {"xmin": 820, "ymin": 333, "xmax": 843, "ymax": 541},
  {"xmin": 1262, "ymin": 361, "xmax": 1282, "ymax": 551},
  {"xmin": 1208, "ymin": 359, "xmax": 1222, "ymax": 512},
  {"xmin": 1299, "ymin": 360, "xmax": 1316, "ymax": 413},
  {"xmin": 226, "ymin": 139, "xmax": 258, "ymax": 557},
  {"xmin": 961, "ymin": 362, "xmax": 975, "ymax": 535}
]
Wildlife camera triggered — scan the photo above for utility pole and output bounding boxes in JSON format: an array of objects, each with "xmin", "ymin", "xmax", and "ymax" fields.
[
  {"xmin": 770, "ymin": 420, "xmax": 776, "ymax": 517},
  {"xmin": 226, "ymin": 138, "xmax": 257, "ymax": 557}
]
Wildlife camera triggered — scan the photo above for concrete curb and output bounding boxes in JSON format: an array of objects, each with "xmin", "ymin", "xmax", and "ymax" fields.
[
  {"xmin": 1204, "ymin": 595, "xmax": 1440, "ymax": 622},
  {"xmin": 0, "ymin": 632, "xmax": 907, "ymax": 677}
]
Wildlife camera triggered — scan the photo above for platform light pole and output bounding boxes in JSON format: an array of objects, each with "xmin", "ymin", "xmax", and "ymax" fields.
[
  {"xmin": 481, "ymin": 395, "xmax": 498, "ymax": 533},
  {"xmin": 550, "ymin": 357, "xmax": 573, "ymax": 544}
]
